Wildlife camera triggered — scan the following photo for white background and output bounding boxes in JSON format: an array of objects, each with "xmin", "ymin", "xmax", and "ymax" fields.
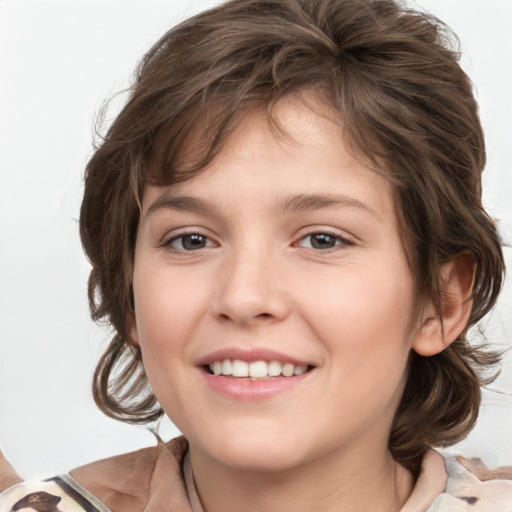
[{"xmin": 1, "ymin": 0, "xmax": 511, "ymax": 479}]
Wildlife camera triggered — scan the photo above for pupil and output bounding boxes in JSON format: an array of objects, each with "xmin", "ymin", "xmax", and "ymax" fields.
[
  {"xmin": 183, "ymin": 234, "xmax": 205, "ymax": 250},
  {"xmin": 311, "ymin": 234, "xmax": 336, "ymax": 249}
]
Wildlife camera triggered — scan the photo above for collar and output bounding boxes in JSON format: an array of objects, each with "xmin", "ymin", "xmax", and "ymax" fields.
[{"xmin": 182, "ymin": 447, "xmax": 448, "ymax": 512}]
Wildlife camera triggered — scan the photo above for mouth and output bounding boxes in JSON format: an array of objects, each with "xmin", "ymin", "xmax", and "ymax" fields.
[{"xmin": 203, "ymin": 359, "xmax": 314, "ymax": 380}]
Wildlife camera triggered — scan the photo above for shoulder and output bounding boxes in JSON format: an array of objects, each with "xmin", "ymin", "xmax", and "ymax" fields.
[
  {"xmin": 427, "ymin": 451, "xmax": 512, "ymax": 511},
  {"xmin": 69, "ymin": 436, "xmax": 190, "ymax": 512},
  {"xmin": 402, "ymin": 449, "xmax": 512, "ymax": 512},
  {"xmin": 0, "ymin": 448, "xmax": 22, "ymax": 493}
]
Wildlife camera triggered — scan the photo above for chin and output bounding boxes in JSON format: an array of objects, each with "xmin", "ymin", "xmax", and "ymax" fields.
[{"xmin": 191, "ymin": 425, "xmax": 310, "ymax": 473}]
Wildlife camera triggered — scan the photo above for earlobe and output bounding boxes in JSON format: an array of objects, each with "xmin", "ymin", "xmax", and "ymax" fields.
[{"xmin": 412, "ymin": 253, "xmax": 475, "ymax": 357}]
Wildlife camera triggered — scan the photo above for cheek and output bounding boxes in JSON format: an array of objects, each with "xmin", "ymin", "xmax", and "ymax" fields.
[
  {"xmin": 131, "ymin": 268, "xmax": 208, "ymax": 413},
  {"xmin": 298, "ymin": 260, "xmax": 416, "ymax": 374},
  {"xmin": 132, "ymin": 265, "xmax": 211, "ymax": 355}
]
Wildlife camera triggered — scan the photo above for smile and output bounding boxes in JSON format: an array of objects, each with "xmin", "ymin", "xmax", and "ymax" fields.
[
  {"xmin": 197, "ymin": 348, "xmax": 315, "ymax": 399},
  {"xmin": 207, "ymin": 359, "xmax": 310, "ymax": 379}
]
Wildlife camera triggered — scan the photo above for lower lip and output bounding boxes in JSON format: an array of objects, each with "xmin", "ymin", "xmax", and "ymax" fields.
[{"xmin": 200, "ymin": 369, "xmax": 313, "ymax": 401}]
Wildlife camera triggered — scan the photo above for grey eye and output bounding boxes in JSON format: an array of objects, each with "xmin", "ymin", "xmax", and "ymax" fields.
[
  {"xmin": 168, "ymin": 233, "xmax": 213, "ymax": 251},
  {"xmin": 301, "ymin": 233, "xmax": 340, "ymax": 249}
]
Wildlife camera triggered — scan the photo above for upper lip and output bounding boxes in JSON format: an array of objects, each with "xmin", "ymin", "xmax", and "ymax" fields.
[{"xmin": 195, "ymin": 347, "xmax": 313, "ymax": 367}]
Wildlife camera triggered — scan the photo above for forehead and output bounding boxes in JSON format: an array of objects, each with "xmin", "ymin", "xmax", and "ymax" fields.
[{"xmin": 142, "ymin": 95, "xmax": 397, "ymax": 226}]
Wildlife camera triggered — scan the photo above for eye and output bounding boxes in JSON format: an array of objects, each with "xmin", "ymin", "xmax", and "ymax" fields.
[
  {"xmin": 164, "ymin": 233, "xmax": 215, "ymax": 251},
  {"xmin": 297, "ymin": 232, "xmax": 353, "ymax": 250}
]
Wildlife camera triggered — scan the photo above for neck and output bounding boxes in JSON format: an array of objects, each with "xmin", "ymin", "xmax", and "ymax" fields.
[{"xmin": 189, "ymin": 442, "xmax": 414, "ymax": 512}]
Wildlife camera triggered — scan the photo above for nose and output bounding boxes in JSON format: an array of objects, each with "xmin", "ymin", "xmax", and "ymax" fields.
[{"xmin": 212, "ymin": 244, "xmax": 290, "ymax": 326}]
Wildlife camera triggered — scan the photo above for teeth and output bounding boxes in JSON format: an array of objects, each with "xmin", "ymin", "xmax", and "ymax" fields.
[
  {"xmin": 208, "ymin": 359, "xmax": 309, "ymax": 378},
  {"xmin": 268, "ymin": 360, "xmax": 282, "ymax": 377},
  {"xmin": 222, "ymin": 359, "xmax": 232, "ymax": 375},
  {"xmin": 294, "ymin": 365, "xmax": 308, "ymax": 375},
  {"xmin": 213, "ymin": 361, "xmax": 222, "ymax": 376},
  {"xmin": 282, "ymin": 363, "xmax": 294, "ymax": 377},
  {"xmin": 249, "ymin": 360, "xmax": 267, "ymax": 378},
  {"xmin": 232, "ymin": 359, "xmax": 249, "ymax": 377}
]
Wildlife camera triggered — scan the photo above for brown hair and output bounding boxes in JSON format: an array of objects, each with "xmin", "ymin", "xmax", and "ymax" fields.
[{"xmin": 80, "ymin": 0, "xmax": 504, "ymax": 474}]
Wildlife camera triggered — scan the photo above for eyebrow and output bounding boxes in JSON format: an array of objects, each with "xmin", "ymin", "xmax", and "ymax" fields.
[
  {"xmin": 145, "ymin": 192, "xmax": 380, "ymax": 219},
  {"xmin": 275, "ymin": 193, "xmax": 380, "ymax": 218},
  {"xmin": 146, "ymin": 194, "xmax": 215, "ymax": 217}
]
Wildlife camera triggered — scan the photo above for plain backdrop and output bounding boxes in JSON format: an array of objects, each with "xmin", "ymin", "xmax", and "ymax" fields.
[{"xmin": 1, "ymin": 0, "xmax": 511, "ymax": 479}]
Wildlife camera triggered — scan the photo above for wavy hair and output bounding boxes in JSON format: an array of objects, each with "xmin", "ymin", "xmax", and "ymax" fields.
[{"xmin": 80, "ymin": 0, "xmax": 504, "ymax": 475}]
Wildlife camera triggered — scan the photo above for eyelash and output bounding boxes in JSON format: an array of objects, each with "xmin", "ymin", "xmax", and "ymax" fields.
[
  {"xmin": 295, "ymin": 231, "xmax": 354, "ymax": 251},
  {"xmin": 162, "ymin": 230, "xmax": 354, "ymax": 253},
  {"xmin": 162, "ymin": 232, "xmax": 216, "ymax": 252}
]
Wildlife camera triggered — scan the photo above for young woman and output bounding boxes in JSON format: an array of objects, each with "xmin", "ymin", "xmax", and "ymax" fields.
[{"xmin": 1, "ymin": 0, "xmax": 511, "ymax": 510}]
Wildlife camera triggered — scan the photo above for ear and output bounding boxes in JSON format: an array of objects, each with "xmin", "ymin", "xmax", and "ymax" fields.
[{"xmin": 412, "ymin": 253, "xmax": 475, "ymax": 356}]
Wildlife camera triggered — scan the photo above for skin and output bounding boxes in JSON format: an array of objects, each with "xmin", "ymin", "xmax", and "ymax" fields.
[{"xmin": 130, "ymin": 95, "xmax": 470, "ymax": 512}]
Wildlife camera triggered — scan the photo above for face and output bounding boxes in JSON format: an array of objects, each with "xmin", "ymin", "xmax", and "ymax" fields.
[{"xmin": 131, "ymin": 96, "xmax": 424, "ymax": 473}]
